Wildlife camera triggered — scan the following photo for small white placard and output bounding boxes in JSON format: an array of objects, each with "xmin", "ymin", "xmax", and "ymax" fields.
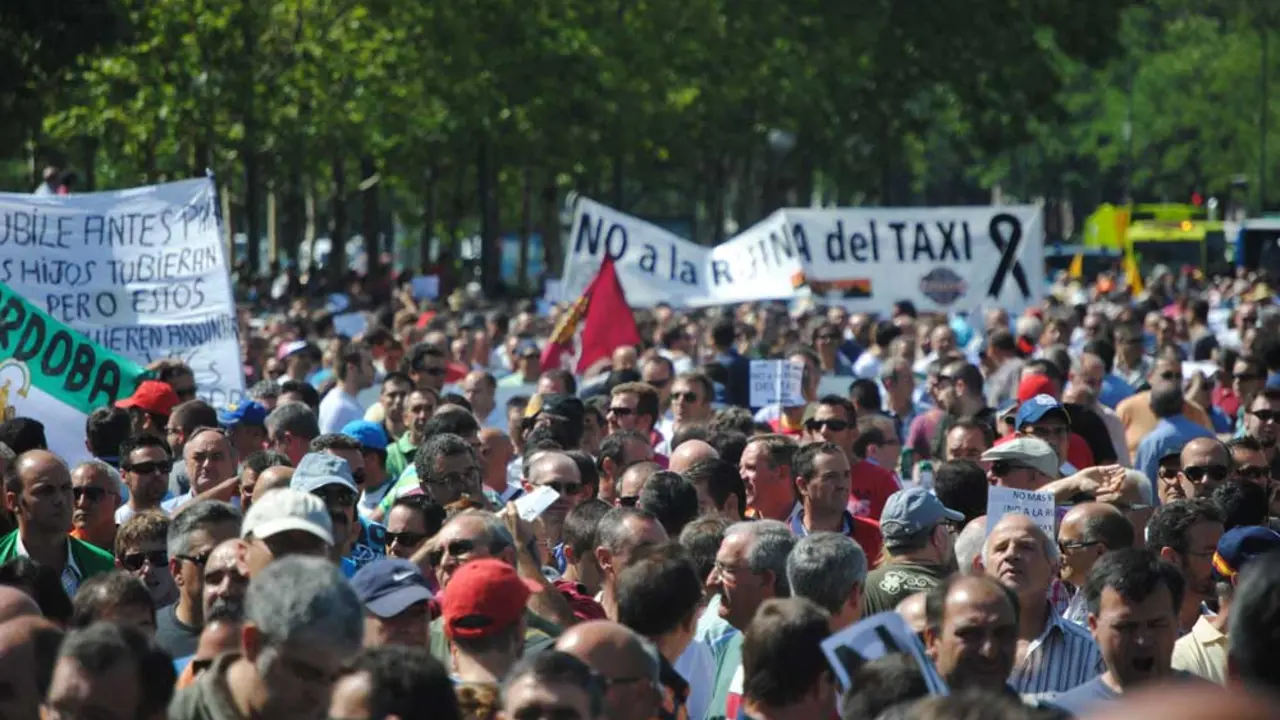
[
  {"xmin": 749, "ymin": 359, "xmax": 805, "ymax": 408},
  {"xmin": 411, "ymin": 275, "xmax": 440, "ymax": 300},
  {"xmin": 820, "ymin": 612, "xmax": 948, "ymax": 695},
  {"xmin": 515, "ymin": 485, "xmax": 560, "ymax": 522},
  {"xmin": 985, "ymin": 485, "xmax": 1056, "ymax": 539}
]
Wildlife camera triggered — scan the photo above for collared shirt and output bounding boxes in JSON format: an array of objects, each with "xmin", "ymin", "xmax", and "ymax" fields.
[
  {"xmin": 1171, "ymin": 615, "xmax": 1227, "ymax": 685},
  {"xmin": 1062, "ymin": 587, "xmax": 1090, "ymax": 626},
  {"xmin": 1008, "ymin": 603, "xmax": 1103, "ymax": 701},
  {"xmin": 15, "ymin": 533, "xmax": 82, "ymax": 597}
]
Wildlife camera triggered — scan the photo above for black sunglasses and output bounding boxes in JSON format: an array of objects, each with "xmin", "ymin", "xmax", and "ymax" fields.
[
  {"xmin": 1182, "ymin": 464, "xmax": 1230, "ymax": 484},
  {"xmin": 1249, "ymin": 409, "xmax": 1280, "ymax": 423},
  {"xmin": 990, "ymin": 460, "xmax": 1033, "ymax": 476},
  {"xmin": 176, "ymin": 552, "xmax": 212, "ymax": 568},
  {"xmin": 805, "ymin": 419, "xmax": 850, "ymax": 432},
  {"xmin": 1238, "ymin": 466, "xmax": 1271, "ymax": 482},
  {"xmin": 618, "ymin": 496, "xmax": 639, "ymax": 507},
  {"xmin": 672, "ymin": 392, "xmax": 700, "ymax": 403},
  {"xmin": 420, "ymin": 367, "xmax": 447, "ymax": 377},
  {"xmin": 428, "ymin": 539, "xmax": 479, "ymax": 566},
  {"xmin": 72, "ymin": 486, "xmax": 110, "ymax": 504},
  {"xmin": 314, "ymin": 487, "xmax": 357, "ymax": 508},
  {"xmin": 125, "ymin": 460, "xmax": 173, "ymax": 476},
  {"xmin": 386, "ymin": 530, "xmax": 428, "ymax": 547},
  {"xmin": 120, "ymin": 549, "xmax": 168, "ymax": 572},
  {"xmin": 608, "ymin": 406, "xmax": 635, "ymax": 417},
  {"xmin": 646, "ymin": 378, "xmax": 670, "ymax": 389}
]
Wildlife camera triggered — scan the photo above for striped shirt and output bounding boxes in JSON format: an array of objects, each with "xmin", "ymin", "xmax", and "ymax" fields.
[{"xmin": 1009, "ymin": 603, "xmax": 1103, "ymax": 702}]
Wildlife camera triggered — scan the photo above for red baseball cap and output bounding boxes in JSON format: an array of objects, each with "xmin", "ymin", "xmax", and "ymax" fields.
[
  {"xmin": 115, "ymin": 380, "xmax": 180, "ymax": 416},
  {"xmin": 1016, "ymin": 374, "xmax": 1058, "ymax": 403},
  {"xmin": 442, "ymin": 559, "xmax": 541, "ymax": 640}
]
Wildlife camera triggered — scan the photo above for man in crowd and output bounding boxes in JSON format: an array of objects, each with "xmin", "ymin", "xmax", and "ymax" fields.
[
  {"xmin": 1118, "ymin": 348, "xmax": 1214, "ymax": 458},
  {"xmin": 69, "ymin": 460, "xmax": 122, "ymax": 551},
  {"xmin": 115, "ymin": 510, "xmax": 179, "ymax": 608},
  {"xmin": 444, "ymin": 557, "xmax": 544, "ymax": 685},
  {"xmin": 609, "ymin": 382, "xmax": 665, "ymax": 456},
  {"xmin": 787, "ymin": 531, "xmax": 867, "ymax": 630},
  {"xmin": 383, "ymin": 387, "xmax": 438, "ymax": 482},
  {"xmin": 217, "ymin": 401, "xmax": 269, "ymax": 460},
  {"xmin": 981, "ymin": 436, "xmax": 1060, "ymax": 490},
  {"xmin": 116, "ymin": 380, "xmax": 181, "ymax": 443},
  {"xmin": 352, "ymin": 557, "xmax": 434, "ymax": 649},
  {"xmin": 861, "ymin": 487, "xmax": 962, "ymax": 615},
  {"xmin": 369, "ymin": 371, "xmax": 413, "ymax": 441},
  {"xmin": 803, "ymin": 395, "xmax": 898, "ymax": 521},
  {"xmin": 163, "ymin": 428, "xmax": 239, "ymax": 513},
  {"xmin": 1058, "ymin": 503, "xmax": 1135, "ymax": 624},
  {"xmin": 155, "ymin": 499, "xmax": 241, "ymax": 659},
  {"xmin": 47, "ymin": 622, "xmax": 173, "ymax": 720},
  {"xmin": 117, "ymin": 434, "xmax": 174, "ymax": 525},
  {"xmin": 384, "ymin": 495, "xmax": 438, "ymax": 561},
  {"xmin": 165, "ymin": 400, "xmax": 219, "ymax": 497},
  {"xmin": 596, "ymin": 429, "xmax": 654, "ymax": 506},
  {"xmin": 924, "ymin": 573, "xmax": 1018, "ymax": 693},
  {"xmin": 737, "ymin": 598, "xmax": 838, "ymax": 720},
  {"xmin": 1148, "ymin": 499, "xmax": 1225, "ymax": 633},
  {"xmin": 241, "ymin": 487, "xmax": 333, "ymax": 575},
  {"xmin": 739, "ymin": 435, "xmax": 798, "ymax": 523},
  {"xmin": 264, "ymin": 402, "xmax": 321, "ymax": 466},
  {"xmin": 319, "ymin": 344, "xmax": 377, "ymax": 433},
  {"xmin": 594, "ymin": 506, "xmax": 668, "ymax": 620}
]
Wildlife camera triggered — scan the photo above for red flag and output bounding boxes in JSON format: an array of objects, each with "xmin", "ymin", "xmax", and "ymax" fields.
[{"xmin": 541, "ymin": 257, "xmax": 641, "ymax": 374}]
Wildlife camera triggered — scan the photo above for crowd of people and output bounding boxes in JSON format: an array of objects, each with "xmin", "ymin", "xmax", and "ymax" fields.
[{"xmin": 4, "ymin": 265, "xmax": 1280, "ymax": 719}]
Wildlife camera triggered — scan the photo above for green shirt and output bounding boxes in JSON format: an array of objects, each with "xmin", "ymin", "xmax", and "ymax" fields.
[
  {"xmin": 384, "ymin": 432, "xmax": 418, "ymax": 485},
  {"xmin": 0, "ymin": 529, "xmax": 115, "ymax": 596},
  {"xmin": 706, "ymin": 631, "xmax": 743, "ymax": 720},
  {"xmin": 860, "ymin": 560, "xmax": 951, "ymax": 616}
]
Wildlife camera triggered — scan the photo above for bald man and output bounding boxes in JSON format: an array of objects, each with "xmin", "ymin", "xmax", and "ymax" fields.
[
  {"xmin": 0, "ymin": 615, "xmax": 61, "ymax": 719},
  {"xmin": 526, "ymin": 452, "xmax": 586, "ymax": 547},
  {"xmin": 0, "ymin": 587, "xmax": 40, "ymax": 624},
  {"xmin": 479, "ymin": 428, "xmax": 516, "ymax": 498},
  {"xmin": 1057, "ymin": 503, "xmax": 1134, "ymax": 624},
  {"xmin": 1177, "ymin": 437, "xmax": 1231, "ymax": 500},
  {"xmin": 0, "ymin": 451, "xmax": 116, "ymax": 594},
  {"xmin": 556, "ymin": 620, "xmax": 661, "ymax": 720},
  {"xmin": 617, "ymin": 462, "xmax": 660, "ymax": 507},
  {"xmin": 250, "ymin": 466, "xmax": 295, "ymax": 508},
  {"xmin": 668, "ymin": 440, "xmax": 718, "ymax": 474}
]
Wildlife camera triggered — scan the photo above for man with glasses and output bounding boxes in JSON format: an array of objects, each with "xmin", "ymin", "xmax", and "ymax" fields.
[
  {"xmin": 1015, "ymin": 393, "xmax": 1078, "ymax": 474},
  {"xmin": 1242, "ymin": 381, "xmax": 1280, "ymax": 466},
  {"xmin": 117, "ymin": 434, "xmax": 174, "ymax": 525},
  {"xmin": 69, "ymin": 460, "xmax": 122, "ymax": 551},
  {"xmin": 861, "ymin": 487, "xmax": 962, "ymax": 615},
  {"xmin": 555, "ymin": 621, "xmax": 662, "ymax": 720},
  {"xmin": 383, "ymin": 386, "xmax": 439, "ymax": 482},
  {"xmin": 525, "ymin": 452, "xmax": 587, "ymax": 569},
  {"xmin": 980, "ymin": 437, "xmax": 1060, "ymax": 491},
  {"xmin": 409, "ymin": 343, "xmax": 450, "ymax": 393},
  {"xmin": 1147, "ymin": 499, "xmax": 1225, "ymax": 634},
  {"xmin": 385, "ymin": 495, "xmax": 441, "ymax": 562},
  {"xmin": 156, "ymin": 499, "xmax": 241, "ymax": 659},
  {"xmin": 291, "ymin": 450, "xmax": 386, "ymax": 575},
  {"xmin": 804, "ymin": 395, "xmax": 898, "ymax": 521},
  {"xmin": 609, "ymin": 382, "xmax": 665, "ymax": 455},
  {"xmin": 1056, "ymin": 503, "xmax": 1134, "ymax": 625},
  {"xmin": 115, "ymin": 510, "xmax": 178, "ymax": 608},
  {"xmin": 1171, "ymin": 438, "xmax": 1233, "ymax": 501},
  {"xmin": 1229, "ymin": 355, "xmax": 1265, "ymax": 433},
  {"xmin": 162, "ymin": 427, "xmax": 239, "ymax": 515},
  {"xmin": 1227, "ymin": 436, "xmax": 1277, "ymax": 514}
]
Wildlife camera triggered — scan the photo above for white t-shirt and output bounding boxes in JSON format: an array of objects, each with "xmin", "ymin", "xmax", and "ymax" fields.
[{"xmin": 318, "ymin": 388, "xmax": 364, "ymax": 434}]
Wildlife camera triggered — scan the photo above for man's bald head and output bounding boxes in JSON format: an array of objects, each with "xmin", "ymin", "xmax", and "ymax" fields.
[
  {"xmin": 8, "ymin": 450, "xmax": 65, "ymax": 490},
  {"xmin": 0, "ymin": 587, "xmax": 40, "ymax": 624},
  {"xmin": 619, "ymin": 461, "xmax": 661, "ymax": 501},
  {"xmin": 669, "ymin": 440, "xmax": 718, "ymax": 474},
  {"xmin": 252, "ymin": 466, "xmax": 294, "ymax": 504},
  {"xmin": 528, "ymin": 452, "xmax": 581, "ymax": 485},
  {"xmin": 555, "ymin": 620, "xmax": 656, "ymax": 680},
  {"xmin": 1060, "ymin": 501, "xmax": 1124, "ymax": 530},
  {"xmin": 478, "ymin": 427, "xmax": 506, "ymax": 444},
  {"xmin": 1180, "ymin": 437, "xmax": 1229, "ymax": 468}
]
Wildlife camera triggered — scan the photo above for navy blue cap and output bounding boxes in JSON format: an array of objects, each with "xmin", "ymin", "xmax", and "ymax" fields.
[
  {"xmin": 341, "ymin": 420, "xmax": 389, "ymax": 452},
  {"xmin": 217, "ymin": 400, "xmax": 268, "ymax": 428},
  {"xmin": 1015, "ymin": 394, "xmax": 1071, "ymax": 430},
  {"xmin": 291, "ymin": 453, "xmax": 359, "ymax": 495},
  {"xmin": 1213, "ymin": 526, "xmax": 1280, "ymax": 583},
  {"xmin": 351, "ymin": 558, "xmax": 433, "ymax": 618}
]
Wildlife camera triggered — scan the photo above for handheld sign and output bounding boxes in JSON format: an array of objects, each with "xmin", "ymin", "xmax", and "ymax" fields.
[
  {"xmin": 332, "ymin": 311, "xmax": 368, "ymax": 339},
  {"xmin": 821, "ymin": 612, "xmax": 948, "ymax": 695},
  {"xmin": 410, "ymin": 275, "xmax": 440, "ymax": 300},
  {"xmin": 514, "ymin": 485, "xmax": 560, "ymax": 522},
  {"xmin": 985, "ymin": 485, "xmax": 1056, "ymax": 539},
  {"xmin": 749, "ymin": 359, "xmax": 805, "ymax": 408}
]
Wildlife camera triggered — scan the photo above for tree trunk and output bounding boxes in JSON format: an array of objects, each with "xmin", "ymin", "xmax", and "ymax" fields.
[
  {"xmin": 360, "ymin": 155, "xmax": 380, "ymax": 279},
  {"xmin": 518, "ymin": 167, "xmax": 533, "ymax": 290},
  {"xmin": 477, "ymin": 137, "xmax": 500, "ymax": 298},
  {"xmin": 420, "ymin": 166, "xmax": 437, "ymax": 273},
  {"xmin": 330, "ymin": 156, "xmax": 348, "ymax": 288},
  {"xmin": 540, "ymin": 176, "xmax": 562, "ymax": 277}
]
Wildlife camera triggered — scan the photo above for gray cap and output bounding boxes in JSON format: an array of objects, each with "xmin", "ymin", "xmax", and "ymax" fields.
[
  {"xmin": 879, "ymin": 487, "xmax": 964, "ymax": 542},
  {"xmin": 291, "ymin": 452, "xmax": 359, "ymax": 495},
  {"xmin": 980, "ymin": 437, "xmax": 1060, "ymax": 480}
]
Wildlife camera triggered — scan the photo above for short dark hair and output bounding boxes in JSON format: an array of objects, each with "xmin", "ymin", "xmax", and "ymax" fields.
[
  {"xmin": 563, "ymin": 499, "xmax": 612, "ymax": 562},
  {"xmin": 70, "ymin": 572, "xmax": 156, "ymax": 629},
  {"xmin": 564, "ymin": 449, "xmax": 600, "ymax": 498},
  {"xmin": 502, "ymin": 651, "xmax": 605, "ymax": 717},
  {"xmin": 611, "ymin": 382, "xmax": 661, "ymax": 423},
  {"xmin": 541, "ymin": 369, "xmax": 578, "ymax": 396},
  {"xmin": 309, "ymin": 433, "xmax": 363, "ymax": 453},
  {"xmin": 1229, "ymin": 551, "xmax": 1280, "ymax": 691},
  {"xmin": 682, "ymin": 458, "xmax": 746, "ymax": 517},
  {"xmin": 1212, "ymin": 480, "xmax": 1269, "ymax": 530},
  {"xmin": 85, "ymin": 407, "xmax": 132, "ymax": 460},
  {"xmin": 265, "ymin": 402, "xmax": 320, "ymax": 441},
  {"xmin": 1228, "ymin": 435, "xmax": 1266, "ymax": 455},
  {"xmin": 816, "ymin": 394, "xmax": 857, "ymax": 424},
  {"xmin": 390, "ymin": 494, "xmax": 447, "ymax": 539},
  {"xmin": 0, "ymin": 557, "xmax": 72, "ymax": 623},
  {"xmin": 278, "ymin": 380, "xmax": 321, "ymax": 411},
  {"xmin": 792, "ymin": 442, "xmax": 845, "ymax": 482},
  {"xmin": 422, "ymin": 408, "xmax": 481, "ymax": 439},
  {"xmin": 848, "ymin": 379, "xmax": 882, "ymax": 413},
  {"xmin": 1023, "ymin": 358, "xmax": 1065, "ymax": 387},
  {"xmin": 637, "ymin": 471, "xmax": 698, "ymax": 538},
  {"xmin": 616, "ymin": 542, "xmax": 704, "ymax": 638},
  {"xmin": 119, "ymin": 434, "xmax": 172, "ymax": 466},
  {"xmin": 243, "ymin": 450, "xmax": 293, "ymax": 475},
  {"xmin": 507, "ymin": 394, "xmax": 532, "ymax": 412},
  {"xmin": 344, "ymin": 645, "xmax": 461, "ymax": 720},
  {"xmin": 597, "ymin": 430, "xmax": 648, "ymax": 476},
  {"xmin": 1084, "ymin": 548, "xmax": 1185, "ymax": 618},
  {"xmin": 170, "ymin": 400, "xmax": 219, "ymax": 436},
  {"xmin": 746, "ymin": 435, "xmax": 798, "ymax": 471},
  {"xmin": 742, "ymin": 598, "xmax": 832, "ymax": 707},
  {"xmin": 840, "ymin": 653, "xmax": 929, "ymax": 720},
  {"xmin": 932, "ymin": 460, "xmax": 987, "ymax": 524},
  {"xmin": 874, "ymin": 321, "xmax": 901, "ymax": 348},
  {"xmin": 1148, "ymin": 499, "xmax": 1224, "ymax": 557},
  {"xmin": 414, "ymin": 434, "xmax": 477, "ymax": 487},
  {"xmin": 409, "ymin": 343, "xmax": 446, "ymax": 372},
  {"xmin": 671, "ymin": 422, "xmax": 710, "ymax": 451},
  {"xmin": 382, "ymin": 371, "xmax": 414, "ymax": 390},
  {"xmin": 335, "ymin": 345, "xmax": 370, "ymax": 382},
  {"xmin": 439, "ymin": 393, "xmax": 473, "ymax": 413},
  {"xmin": 596, "ymin": 506, "xmax": 660, "ymax": 555},
  {"xmin": 678, "ymin": 515, "xmax": 729, "ymax": 582},
  {"xmin": 1080, "ymin": 510, "xmax": 1136, "ymax": 551},
  {"xmin": 60, "ymin": 621, "xmax": 175, "ymax": 718},
  {"xmin": 711, "ymin": 407, "xmax": 757, "ymax": 436}
]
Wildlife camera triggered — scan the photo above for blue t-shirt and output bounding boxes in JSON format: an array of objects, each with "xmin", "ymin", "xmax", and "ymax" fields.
[{"xmin": 344, "ymin": 517, "xmax": 387, "ymax": 574}]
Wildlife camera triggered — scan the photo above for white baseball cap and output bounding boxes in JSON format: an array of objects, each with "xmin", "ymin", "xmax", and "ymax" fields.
[{"xmin": 241, "ymin": 488, "xmax": 334, "ymax": 546}]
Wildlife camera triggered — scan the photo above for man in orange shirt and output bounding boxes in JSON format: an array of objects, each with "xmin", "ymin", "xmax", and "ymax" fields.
[{"xmin": 1117, "ymin": 348, "xmax": 1214, "ymax": 457}]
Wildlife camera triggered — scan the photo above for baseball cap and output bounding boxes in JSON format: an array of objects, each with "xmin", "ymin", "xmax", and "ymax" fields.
[
  {"xmin": 115, "ymin": 380, "xmax": 180, "ymax": 416},
  {"xmin": 1016, "ymin": 374, "xmax": 1058, "ymax": 403},
  {"xmin": 290, "ymin": 453, "xmax": 359, "ymax": 495},
  {"xmin": 341, "ymin": 420, "xmax": 389, "ymax": 452},
  {"xmin": 981, "ymin": 437, "xmax": 1061, "ymax": 479},
  {"xmin": 1212, "ymin": 526, "xmax": 1280, "ymax": 583},
  {"xmin": 879, "ymin": 487, "xmax": 964, "ymax": 543},
  {"xmin": 217, "ymin": 400, "xmax": 268, "ymax": 428},
  {"xmin": 1015, "ymin": 394, "xmax": 1071, "ymax": 430},
  {"xmin": 352, "ymin": 558, "xmax": 434, "ymax": 618},
  {"xmin": 277, "ymin": 340, "xmax": 310, "ymax": 361},
  {"xmin": 442, "ymin": 558, "xmax": 541, "ymax": 640},
  {"xmin": 241, "ymin": 488, "xmax": 334, "ymax": 546},
  {"xmin": 524, "ymin": 392, "xmax": 585, "ymax": 424},
  {"xmin": 517, "ymin": 340, "xmax": 541, "ymax": 358}
]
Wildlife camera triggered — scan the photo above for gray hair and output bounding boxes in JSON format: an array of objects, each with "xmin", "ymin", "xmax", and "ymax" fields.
[
  {"xmin": 725, "ymin": 520, "xmax": 795, "ymax": 597},
  {"xmin": 597, "ymin": 506, "xmax": 658, "ymax": 555},
  {"xmin": 168, "ymin": 499, "xmax": 242, "ymax": 558},
  {"xmin": 72, "ymin": 459, "xmax": 125, "ymax": 498},
  {"xmin": 786, "ymin": 532, "xmax": 866, "ymax": 615},
  {"xmin": 0, "ymin": 442, "xmax": 14, "ymax": 464},
  {"xmin": 954, "ymin": 517, "xmax": 988, "ymax": 572},
  {"xmin": 245, "ymin": 555, "xmax": 363, "ymax": 654},
  {"xmin": 981, "ymin": 515, "xmax": 1059, "ymax": 570},
  {"xmin": 449, "ymin": 509, "xmax": 515, "ymax": 555},
  {"xmin": 1124, "ymin": 469, "xmax": 1154, "ymax": 505},
  {"xmin": 265, "ymin": 403, "xmax": 320, "ymax": 442},
  {"xmin": 878, "ymin": 357, "xmax": 911, "ymax": 382}
]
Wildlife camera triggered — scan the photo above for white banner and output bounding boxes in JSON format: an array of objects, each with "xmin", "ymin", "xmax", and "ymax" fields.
[
  {"xmin": 562, "ymin": 197, "xmax": 1044, "ymax": 314},
  {"xmin": 0, "ymin": 178, "xmax": 245, "ymax": 405}
]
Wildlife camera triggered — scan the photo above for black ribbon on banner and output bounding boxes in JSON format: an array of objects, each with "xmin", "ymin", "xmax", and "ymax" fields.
[{"xmin": 987, "ymin": 213, "xmax": 1031, "ymax": 300}]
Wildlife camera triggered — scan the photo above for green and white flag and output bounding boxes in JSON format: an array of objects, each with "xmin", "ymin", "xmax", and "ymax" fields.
[{"xmin": 0, "ymin": 281, "xmax": 148, "ymax": 464}]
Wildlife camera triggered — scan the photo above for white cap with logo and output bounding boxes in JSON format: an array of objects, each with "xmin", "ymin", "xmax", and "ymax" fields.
[{"xmin": 241, "ymin": 488, "xmax": 334, "ymax": 546}]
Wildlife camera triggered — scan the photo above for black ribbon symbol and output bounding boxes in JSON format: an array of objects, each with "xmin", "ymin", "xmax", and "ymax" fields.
[{"xmin": 987, "ymin": 213, "xmax": 1031, "ymax": 300}]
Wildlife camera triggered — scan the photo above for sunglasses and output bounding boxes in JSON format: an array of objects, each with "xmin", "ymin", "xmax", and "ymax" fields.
[
  {"xmin": 1250, "ymin": 409, "xmax": 1280, "ymax": 423},
  {"xmin": 805, "ymin": 419, "xmax": 850, "ymax": 432},
  {"xmin": 120, "ymin": 549, "xmax": 168, "ymax": 572},
  {"xmin": 125, "ymin": 460, "xmax": 173, "ymax": 476},
  {"xmin": 1157, "ymin": 371, "xmax": 1179, "ymax": 381},
  {"xmin": 990, "ymin": 460, "xmax": 1033, "ymax": 476},
  {"xmin": 538, "ymin": 481, "xmax": 583, "ymax": 495},
  {"xmin": 618, "ymin": 496, "xmax": 639, "ymax": 507},
  {"xmin": 1057, "ymin": 540, "xmax": 1101, "ymax": 554},
  {"xmin": 428, "ymin": 539, "xmax": 479, "ymax": 566},
  {"xmin": 204, "ymin": 567, "xmax": 248, "ymax": 587},
  {"xmin": 646, "ymin": 378, "xmax": 670, "ymax": 389},
  {"xmin": 314, "ymin": 487, "xmax": 357, "ymax": 508},
  {"xmin": 608, "ymin": 406, "xmax": 635, "ymax": 417},
  {"xmin": 1238, "ymin": 466, "xmax": 1271, "ymax": 482},
  {"xmin": 420, "ymin": 367, "xmax": 447, "ymax": 377},
  {"xmin": 672, "ymin": 392, "xmax": 702, "ymax": 404},
  {"xmin": 386, "ymin": 530, "xmax": 428, "ymax": 547},
  {"xmin": 72, "ymin": 486, "xmax": 110, "ymax": 504},
  {"xmin": 1182, "ymin": 464, "xmax": 1230, "ymax": 484},
  {"xmin": 176, "ymin": 552, "xmax": 212, "ymax": 568},
  {"xmin": 1236, "ymin": 373, "xmax": 1262, "ymax": 382}
]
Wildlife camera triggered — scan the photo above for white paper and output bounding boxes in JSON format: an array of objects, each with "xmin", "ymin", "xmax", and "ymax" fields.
[
  {"xmin": 411, "ymin": 275, "xmax": 440, "ymax": 300},
  {"xmin": 749, "ymin": 359, "xmax": 805, "ymax": 408},
  {"xmin": 985, "ymin": 485, "xmax": 1056, "ymax": 539},
  {"xmin": 515, "ymin": 485, "xmax": 560, "ymax": 521},
  {"xmin": 820, "ymin": 612, "xmax": 948, "ymax": 695}
]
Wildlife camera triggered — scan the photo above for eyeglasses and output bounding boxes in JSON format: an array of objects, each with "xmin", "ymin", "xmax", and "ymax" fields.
[
  {"xmin": 537, "ymin": 481, "xmax": 582, "ymax": 495},
  {"xmin": 618, "ymin": 496, "xmax": 639, "ymax": 507},
  {"xmin": 1238, "ymin": 466, "xmax": 1272, "ymax": 482},
  {"xmin": 608, "ymin": 406, "xmax": 635, "ymax": 417},
  {"xmin": 1249, "ymin": 409, "xmax": 1280, "ymax": 423},
  {"xmin": 428, "ymin": 470, "xmax": 479, "ymax": 490},
  {"xmin": 1157, "ymin": 371, "xmax": 1179, "ymax": 382},
  {"xmin": 1182, "ymin": 464, "xmax": 1230, "ymax": 484},
  {"xmin": 120, "ymin": 549, "xmax": 168, "ymax": 571},
  {"xmin": 176, "ymin": 552, "xmax": 212, "ymax": 568},
  {"xmin": 645, "ymin": 378, "xmax": 670, "ymax": 389},
  {"xmin": 805, "ymin": 419, "xmax": 850, "ymax": 432},
  {"xmin": 72, "ymin": 486, "xmax": 110, "ymax": 504},
  {"xmin": 125, "ymin": 460, "xmax": 173, "ymax": 476},
  {"xmin": 1057, "ymin": 540, "xmax": 1102, "ymax": 554},
  {"xmin": 428, "ymin": 538, "xmax": 480, "ymax": 566},
  {"xmin": 672, "ymin": 392, "xmax": 700, "ymax": 403},
  {"xmin": 990, "ymin": 460, "xmax": 1033, "ymax": 476},
  {"xmin": 386, "ymin": 530, "xmax": 428, "ymax": 547},
  {"xmin": 314, "ymin": 487, "xmax": 357, "ymax": 508}
]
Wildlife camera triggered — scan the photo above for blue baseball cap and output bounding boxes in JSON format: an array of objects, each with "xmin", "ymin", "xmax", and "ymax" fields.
[
  {"xmin": 879, "ymin": 487, "xmax": 964, "ymax": 543},
  {"xmin": 1015, "ymin": 394, "xmax": 1071, "ymax": 430},
  {"xmin": 291, "ymin": 452, "xmax": 359, "ymax": 495},
  {"xmin": 1213, "ymin": 526, "xmax": 1280, "ymax": 583},
  {"xmin": 217, "ymin": 400, "xmax": 268, "ymax": 428},
  {"xmin": 351, "ymin": 558, "xmax": 434, "ymax": 618},
  {"xmin": 341, "ymin": 420, "xmax": 389, "ymax": 452}
]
